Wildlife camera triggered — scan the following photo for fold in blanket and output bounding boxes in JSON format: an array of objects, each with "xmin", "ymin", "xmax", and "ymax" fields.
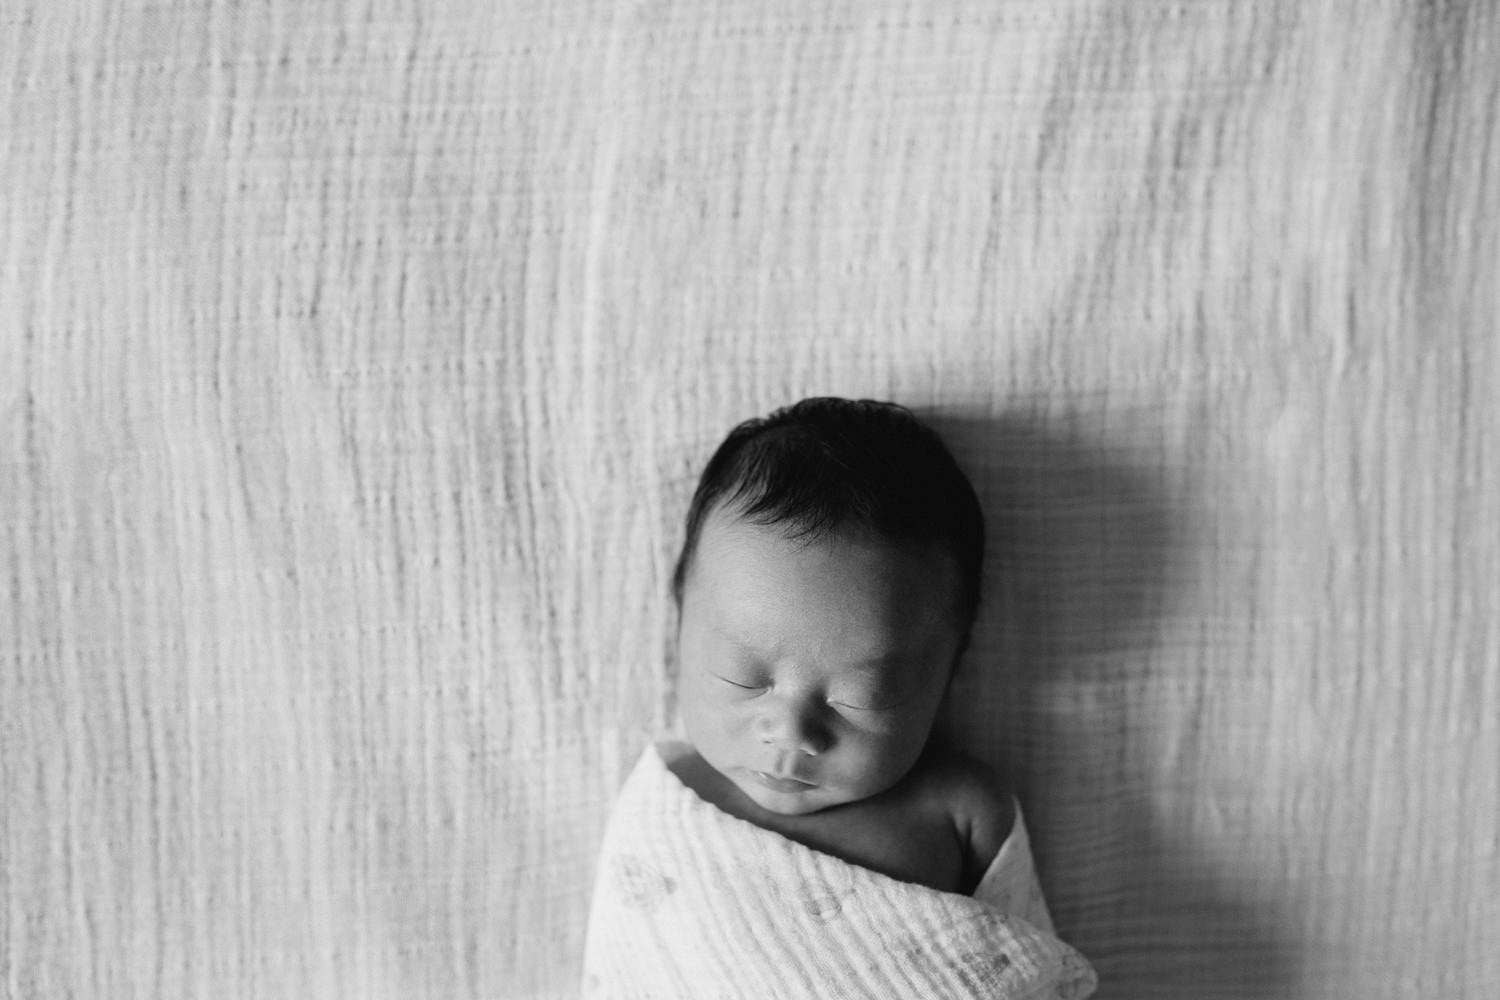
[{"xmin": 583, "ymin": 743, "xmax": 1097, "ymax": 999}]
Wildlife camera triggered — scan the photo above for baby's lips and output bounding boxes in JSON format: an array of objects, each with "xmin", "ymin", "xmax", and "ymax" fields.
[{"xmin": 750, "ymin": 770, "xmax": 818, "ymax": 793}]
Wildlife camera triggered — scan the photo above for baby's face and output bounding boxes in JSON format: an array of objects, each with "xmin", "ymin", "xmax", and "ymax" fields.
[{"xmin": 675, "ymin": 507, "xmax": 962, "ymax": 817}]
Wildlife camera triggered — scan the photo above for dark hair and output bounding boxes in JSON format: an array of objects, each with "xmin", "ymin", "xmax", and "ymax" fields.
[{"xmin": 670, "ymin": 397, "xmax": 985, "ymax": 643}]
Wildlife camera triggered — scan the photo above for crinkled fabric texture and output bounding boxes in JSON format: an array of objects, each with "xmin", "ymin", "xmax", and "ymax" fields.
[
  {"xmin": 2, "ymin": 2, "xmax": 1497, "ymax": 999},
  {"xmin": 582, "ymin": 744, "xmax": 1095, "ymax": 1000}
]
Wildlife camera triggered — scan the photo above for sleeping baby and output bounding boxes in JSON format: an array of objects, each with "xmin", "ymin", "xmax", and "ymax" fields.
[{"xmin": 582, "ymin": 398, "xmax": 1096, "ymax": 999}]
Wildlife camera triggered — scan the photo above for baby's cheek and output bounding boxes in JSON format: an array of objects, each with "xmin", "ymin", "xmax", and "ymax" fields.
[
  {"xmin": 677, "ymin": 679, "xmax": 716, "ymax": 734},
  {"xmin": 843, "ymin": 705, "xmax": 929, "ymax": 742},
  {"xmin": 685, "ymin": 688, "xmax": 746, "ymax": 743},
  {"xmin": 854, "ymin": 723, "xmax": 932, "ymax": 780}
]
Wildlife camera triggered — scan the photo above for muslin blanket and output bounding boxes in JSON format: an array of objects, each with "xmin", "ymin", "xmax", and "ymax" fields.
[{"xmin": 582, "ymin": 743, "xmax": 1097, "ymax": 999}]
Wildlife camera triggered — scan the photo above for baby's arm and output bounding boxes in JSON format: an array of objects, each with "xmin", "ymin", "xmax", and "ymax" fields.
[{"xmin": 941, "ymin": 754, "xmax": 1017, "ymax": 894}]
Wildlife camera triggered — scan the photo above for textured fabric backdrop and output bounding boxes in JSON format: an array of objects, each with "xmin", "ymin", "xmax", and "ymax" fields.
[{"xmin": 2, "ymin": 2, "xmax": 1496, "ymax": 998}]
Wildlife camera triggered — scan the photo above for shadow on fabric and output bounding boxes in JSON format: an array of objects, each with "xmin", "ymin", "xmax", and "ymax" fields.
[{"xmin": 921, "ymin": 402, "xmax": 1304, "ymax": 1000}]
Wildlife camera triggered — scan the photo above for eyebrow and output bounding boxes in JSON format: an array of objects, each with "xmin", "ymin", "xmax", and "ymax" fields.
[{"xmin": 711, "ymin": 619, "xmax": 906, "ymax": 672}]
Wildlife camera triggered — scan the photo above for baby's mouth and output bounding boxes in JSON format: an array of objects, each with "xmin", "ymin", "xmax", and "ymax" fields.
[{"xmin": 749, "ymin": 771, "xmax": 817, "ymax": 794}]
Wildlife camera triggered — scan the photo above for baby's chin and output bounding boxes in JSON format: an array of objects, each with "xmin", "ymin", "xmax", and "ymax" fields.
[
  {"xmin": 731, "ymin": 771, "xmax": 860, "ymax": 817},
  {"xmin": 740, "ymin": 787, "xmax": 841, "ymax": 816}
]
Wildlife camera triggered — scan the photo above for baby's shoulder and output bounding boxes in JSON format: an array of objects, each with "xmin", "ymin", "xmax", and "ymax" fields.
[{"xmin": 914, "ymin": 747, "xmax": 1016, "ymax": 886}]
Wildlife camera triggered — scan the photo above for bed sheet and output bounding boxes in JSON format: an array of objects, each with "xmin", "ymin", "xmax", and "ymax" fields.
[{"xmin": 2, "ymin": 1, "xmax": 1496, "ymax": 997}]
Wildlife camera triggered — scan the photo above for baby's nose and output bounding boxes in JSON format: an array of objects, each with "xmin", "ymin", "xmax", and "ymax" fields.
[{"xmin": 754, "ymin": 698, "xmax": 829, "ymax": 756}]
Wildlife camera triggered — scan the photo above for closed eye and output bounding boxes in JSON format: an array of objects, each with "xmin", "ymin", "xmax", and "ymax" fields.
[
  {"xmin": 830, "ymin": 698, "xmax": 900, "ymax": 712},
  {"xmin": 714, "ymin": 674, "xmax": 763, "ymax": 690}
]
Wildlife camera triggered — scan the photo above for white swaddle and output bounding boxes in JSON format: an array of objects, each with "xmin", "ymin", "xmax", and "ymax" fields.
[{"xmin": 582, "ymin": 743, "xmax": 1097, "ymax": 999}]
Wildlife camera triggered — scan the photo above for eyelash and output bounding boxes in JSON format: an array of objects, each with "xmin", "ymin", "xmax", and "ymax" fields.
[{"xmin": 715, "ymin": 674, "xmax": 884, "ymax": 711}]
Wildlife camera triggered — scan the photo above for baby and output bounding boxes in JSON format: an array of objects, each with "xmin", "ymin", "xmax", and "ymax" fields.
[
  {"xmin": 661, "ymin": 396, "xmax": 1010, "ymax": 895},
  {"xmin": 583, "ymin": 397, "xmax": 1094, "ymax": 999}
]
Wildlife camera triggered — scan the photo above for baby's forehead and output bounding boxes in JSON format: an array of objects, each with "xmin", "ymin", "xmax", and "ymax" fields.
[
  {"xmin": 701, "ymin": 511, "xmax": 954, "ymax": 580},
  {"xmin": 704, "ymin": 504, "xmax": 928, "ymax": 554},
  {"xmin": 699, "ymin": 532, "xmax": 954, "ymax": 636}
]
